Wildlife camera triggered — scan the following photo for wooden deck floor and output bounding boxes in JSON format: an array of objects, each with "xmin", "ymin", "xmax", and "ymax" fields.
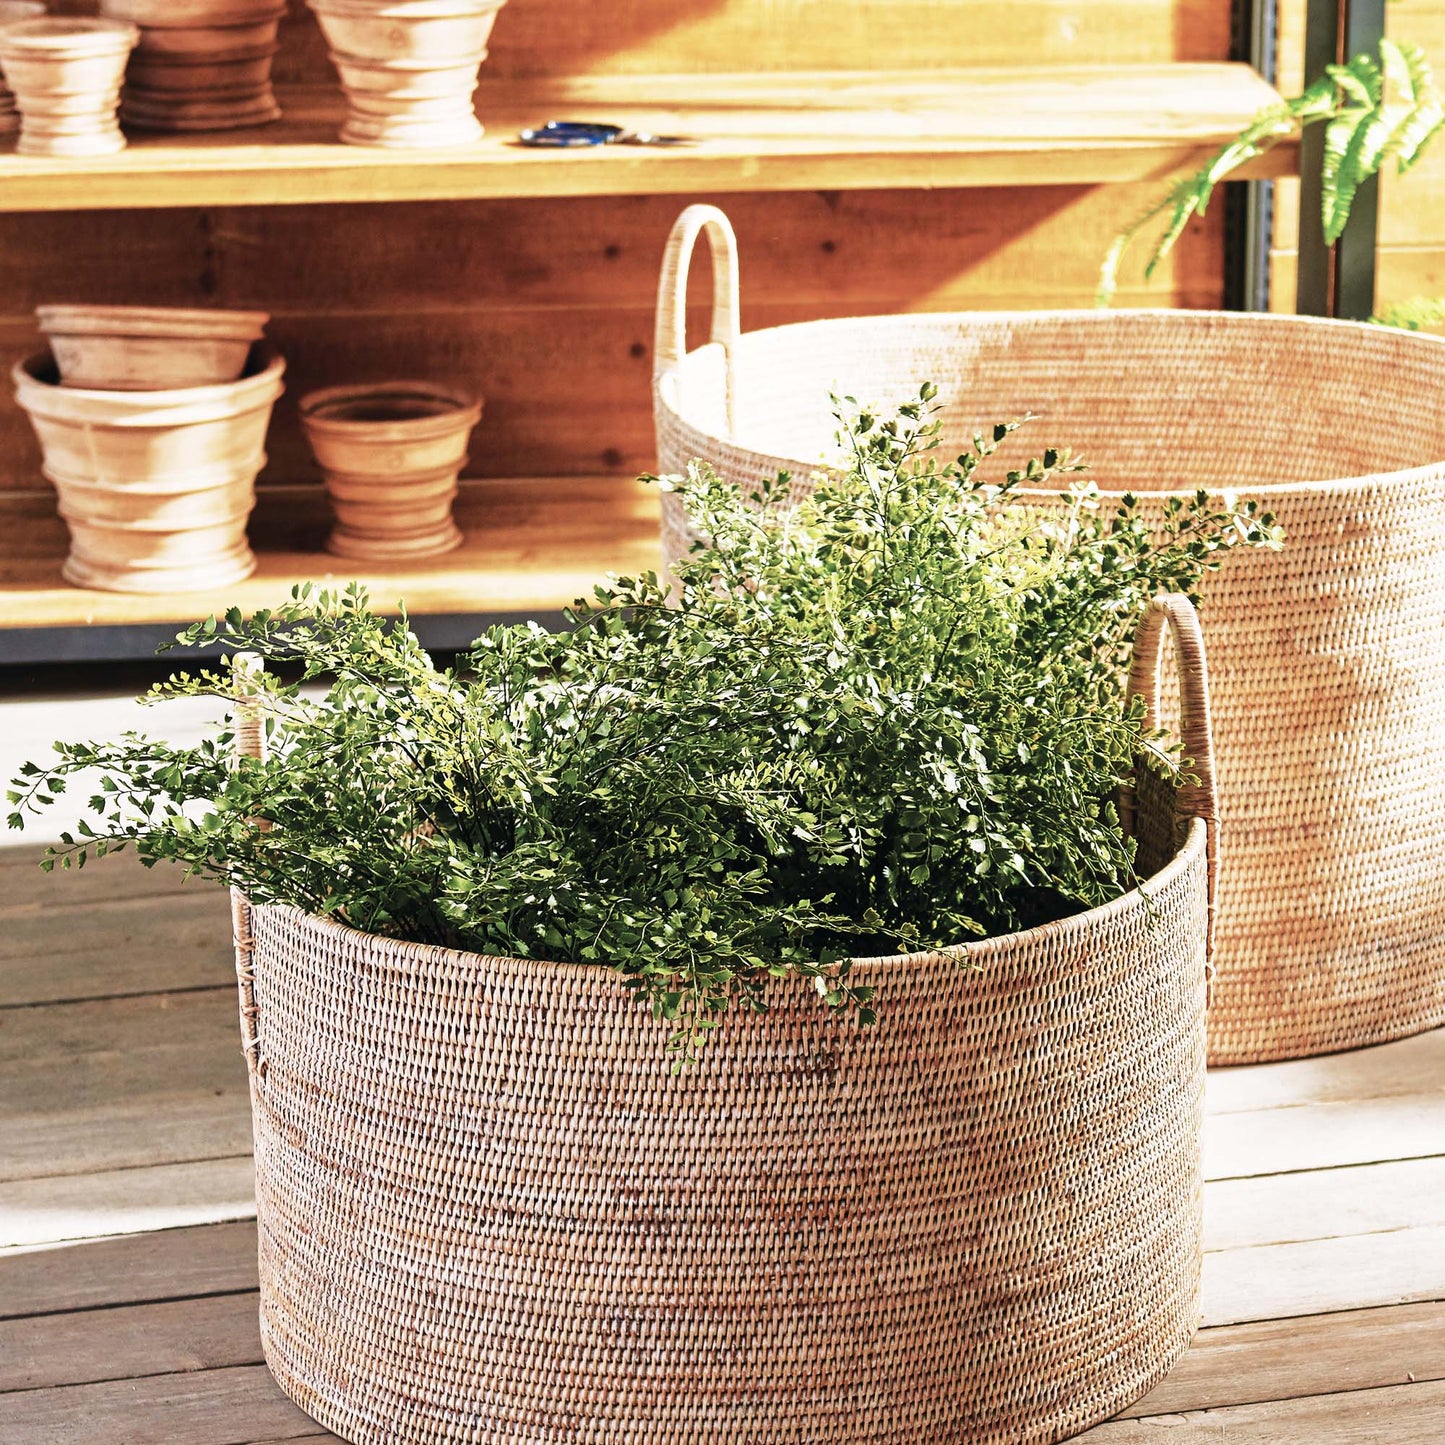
[{"xmin": 2, "ymin": 843, "xmax": 1443, "ymax": 1443}]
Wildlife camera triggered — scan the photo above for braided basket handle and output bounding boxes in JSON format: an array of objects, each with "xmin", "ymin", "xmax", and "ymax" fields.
[
  {"xmin": 230, "ymin": 651, "xmax": 268, "ymax": 1082},
  {"xmin": 654, "ymin": 204, "xmax": 740, "ymax": 437},
  {"xmin": 1125, "ymin": 594, "xmax": 1220, "ymax": 963}
]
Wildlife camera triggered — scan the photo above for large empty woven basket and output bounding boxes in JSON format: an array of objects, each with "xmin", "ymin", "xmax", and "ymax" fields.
[
  {"xmin": 654, "ymin": 203, "xmax": 1445, "ymax": 1066},
  {"xmin": 230, "ymin": 596, "xmax": 1213, "ymax": 1445}
]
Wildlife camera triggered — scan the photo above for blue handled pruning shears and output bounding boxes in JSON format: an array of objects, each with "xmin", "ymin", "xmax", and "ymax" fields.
[{"xmin": 516, "ymin": 120, "xmax": 696, "ymax": 148}]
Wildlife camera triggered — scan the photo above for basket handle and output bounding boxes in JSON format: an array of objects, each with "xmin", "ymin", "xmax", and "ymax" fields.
[
  {"xmin": 1125, "ymin": 594, "xmax": 1219, "ymax": 964},
  {"xmin": 230, "ymin": 651, "xmax": 268, "ymax": 1082},
  {"xmin": 654, "ymin": 204, "xmax": 740, "ymax": 436}
]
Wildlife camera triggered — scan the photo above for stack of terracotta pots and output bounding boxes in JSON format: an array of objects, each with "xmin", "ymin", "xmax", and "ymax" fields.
[
  {"xmin": 0, "ymin": 15, "xmax": 138, "ymax": 157},
  {"xmin": 307, "ymin": 0, "xmax": 508, "ymax": 147},
  {"xmin": 100, "ymin": 0, "xmax": 284, "ymax": 132},
  {"xmin": 14, "ymin": 307, "xmax": 283, "ymax": 594}
]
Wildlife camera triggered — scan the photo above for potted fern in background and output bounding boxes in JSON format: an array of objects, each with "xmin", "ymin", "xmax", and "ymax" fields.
[
  {"xmin": 10, "ymin": 394, "xmax": 1274, "ymax": 1445},
  {"xmin": 1099, "ymin": 36, "xmax": 1445, "ymax": 304}
]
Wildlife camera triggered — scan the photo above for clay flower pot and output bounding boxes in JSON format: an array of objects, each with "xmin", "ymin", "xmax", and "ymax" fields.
[
  {"xmin": 0, "ymin": 2, "xmax": 48, "ymax": 136},
  {"xmin": 99, "ymin": 0, "xmax": 284, "ymax": 132},
  {"xmin": 0, "ymin": 17, "xmax": 138, "ymax": 158},
  {"xmin": 307, "ymin": 0, "xmax": 508, "ymax": 148},
  {"xmin": 37, "ymin": 305, "xmax": 271, "ymax": 391},
  {"xmin": 13, "ymin": 348, "xmax": 285, "ymax": 594},
  {"xmin": 299, "ymin": 380, "xmax": 481, "ymax": 559}
]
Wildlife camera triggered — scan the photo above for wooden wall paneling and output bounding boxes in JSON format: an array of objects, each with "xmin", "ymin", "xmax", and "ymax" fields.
[
  {"xmin": 260, "ymin": 0, "xmax": 1235, "ymax": 86},
  {"xmin": 1373, "ymin": 1, "xmax": 1445, "ymax": 321},
  {"xmin": 0, "ymin": 187, "xmax": 1223, "ymax": 498},
  {"xmin": 46, "ymin": 0, "xmax": 1233, "ymax": 81}
]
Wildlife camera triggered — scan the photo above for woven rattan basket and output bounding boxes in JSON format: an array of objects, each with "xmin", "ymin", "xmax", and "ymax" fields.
[
  {"xmin": 654, "ymin": 203, "xmax": 1445, "ymax": 1067},
  {"xmin": 230, "ymin": 595, "xmax": 1213, "ymax": 1445}
]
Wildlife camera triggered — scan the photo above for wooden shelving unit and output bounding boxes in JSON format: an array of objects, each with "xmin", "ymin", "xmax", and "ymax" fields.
[
  {"xmin": 0, "ymin": 68, "xmax": 1294, "ymax": 211},
  {"xmin": 0, "ymin": 478, "xmax": 662, "ymax": 662},
  {"xmin": 0, "ymin": 59, "xmax": 1293, "ymax": 661}
]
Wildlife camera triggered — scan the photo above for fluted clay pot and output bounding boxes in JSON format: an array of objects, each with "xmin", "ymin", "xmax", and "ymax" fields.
[
  {"xmin": 38, "ymin": 305, "xmax": 271, "ymax": 391},
  {"xmin": 14, "ymin": 348, "xmax": 285, "ymax": 594},
  {"xmin": 299, "ymin": 380, "xmax": 481, "ymax": 559},
  {"xmin": 307, "ymin": 0, "xmax": 507, "ymax": 147},
  {"xmin": 0, "ymin": 2, "xmax": 47, "ymax": 136},
  {"xmin": 0, "ymin": 17, "xmax": 138, "ymax": 157},
  {"xmin": 100, "ymin": 0, "xmax": 284, "ymax": 132}
]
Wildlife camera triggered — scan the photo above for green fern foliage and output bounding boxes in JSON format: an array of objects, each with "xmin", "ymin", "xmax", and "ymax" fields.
[
  {"xmin": 1100, "ymin": 39, "xmax": 1445, "ymax": 304},
  {"xmin": 1373, "ymin": 293, "xmax": 1445, "ymax": 330}
]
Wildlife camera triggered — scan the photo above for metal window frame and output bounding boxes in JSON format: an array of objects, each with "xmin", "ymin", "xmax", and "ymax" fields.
[{"xmin": 1225, "ymin": 0, "xmax": 1279, "ymax": 312}]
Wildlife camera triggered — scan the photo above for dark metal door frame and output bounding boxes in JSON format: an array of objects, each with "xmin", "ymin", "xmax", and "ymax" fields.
[
  {"xmin": 1296, "ymin": 0, "xmax": 1388, "ymax": 317},
  {"xmin": 1227, "ymin": 0, "xmax": 1387, "ymax": 318}
]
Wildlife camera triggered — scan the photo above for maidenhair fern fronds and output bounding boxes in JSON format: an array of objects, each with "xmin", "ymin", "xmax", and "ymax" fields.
[{"xmin": 1099, "ymin": 39, "xmax": 1445, "ymax": 305}]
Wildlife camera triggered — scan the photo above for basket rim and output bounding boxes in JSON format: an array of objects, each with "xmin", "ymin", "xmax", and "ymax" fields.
[
  {"xmin": 244, "ymin": 816, "xmax": 1207, "ymax": 984},
  {"xmin": 656, "ymin": 307, "xmax": 1445, "ymax": 498}
]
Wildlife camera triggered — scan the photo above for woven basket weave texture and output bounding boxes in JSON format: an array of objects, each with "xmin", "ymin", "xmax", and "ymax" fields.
[
  {"xmin": 231, "ymin": 596, "xmax": 1212, "ymax": 1445},
  {"xmin": 653, "ymin": 205, "xmax": 1445, "ymax": 1065}
]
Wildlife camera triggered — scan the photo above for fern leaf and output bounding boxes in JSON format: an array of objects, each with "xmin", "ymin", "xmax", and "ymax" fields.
[
  {"xmin": 1291, "ymin": 75, "xmax": 1345, "ymax": 123},
  {"xmin": 1344, "ymin": 52, "xmax": 1383, "ymax": 101},
  {"xmin": 1393, "ymin": 97, "xmax": 1445, "ymax": 172},
  {"xmin": 1401, "ymin": 40, "xmax": 1436, "ymax": 95},
  {"xmin": 1388, "ymin": 43, "xmax": 1445, "ymax": 171},
  {"xmin": 1320, "ymin": 106, "xmax": 1368, "ymax": 242},
  {"xmin": 1374, "ymin": 294, "xmax": 1445, "ymax": 331},
  {"xmin": 1379, "ymin": 38, "xmax": 1417, "ymax": 107},
  {"xmin": 1327, "ymin": 61, "xmax": 1377, "ymax": 110}
]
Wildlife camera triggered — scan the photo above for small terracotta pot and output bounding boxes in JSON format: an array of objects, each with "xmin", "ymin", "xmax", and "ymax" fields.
[
  {"xmin": 299, "ymin": 380, "xmax": 481, "ymax": 559},
  {"xmin": 13, "ymin": 348, "xmax": 285, "ymax": 593},
  {"xmin": 307, "ymin": 0, "xmax": 507, "ymax": 148},
  {"xmin": 0, "ymin": 2, "xmax": 47, "ymax": 136},
  {"xmin": 0, "ymin": 17, "xmax": 139, "ymax": 158},
  {"xmin": 100, "ymin": 0, "xmax": 283, "ymax": 132},
  {"xmin": 37, "ymin": 305, "xmax": 271, "ymax": 391}
]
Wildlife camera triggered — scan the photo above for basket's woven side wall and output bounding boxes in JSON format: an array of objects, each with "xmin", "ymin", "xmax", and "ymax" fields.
[
  {"xmin": 243, "ymin": 824, "xmax": 1207, "ymax": 1445},
  {"xmin": 657, "ymin": 309, "xmax": 1445, "ymax": 1064}
]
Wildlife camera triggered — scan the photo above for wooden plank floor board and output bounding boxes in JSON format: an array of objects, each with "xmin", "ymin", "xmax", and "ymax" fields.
[
  {"xmin": 0, "ymin": 892, "xmax": 233, "ymax": 1006},
  {"xmin": 1080, "ymin": 1377, "xmax": 1445, "ymax": 1442},
  {"xmin": 1203, "ymin": 1224, "xmax": 1445, "ymax": 1327},
  {"xmin": 1206, "ymin": 1029, "xmax": 1445, "ymax": 1113},
  {"xmin": 1204, "ymin": 1156, "xmax": 1445, "ymax": 1251},
  {"xmin": 0, "ymin": 1291, "xmax": 263, "ymax": 1393},
  {"xmin": 1205, "ymin": 1094, "xmax": 1445, "ymax": 1180},
  {"xmin": 0, "ymin": 1221, "xmax": 258, "ymax": 1320},
  {"xmin": 0, "ymin": 850, "xmax": 204, "ymax": 912},
  {"xmin": 0, "ymin": 1157, "xmax": 255, "ymax": 1249},
  {"xmin": 0, "ymin": 1365, "xmax": 321, "ymax": 1445},
  {"xmin": 0, "ymin": 988, "xmax": 238, "ymax": 1068},
  {"xmin": 1123, "ymin": 1301, "xmax": 1445, "ymax": 1417}
]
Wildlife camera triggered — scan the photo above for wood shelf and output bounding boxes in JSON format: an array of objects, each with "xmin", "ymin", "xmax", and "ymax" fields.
[
  {"xmin": 0, "ymin": 476, "xmax": 662, "ymax": 647},
  {"xmin": 0, "ymin": 66, "xmax": 1295, "ymax": 212}
]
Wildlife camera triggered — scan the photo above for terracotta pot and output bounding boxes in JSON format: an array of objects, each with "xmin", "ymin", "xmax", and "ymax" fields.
[
  {"xmin": 100, "ymin": 0, "xmax": 283, "ymax": 132},
  {"xmin": 307, "ymin": 0, "xmax": 507, "ymax": 148},
  {"xmin": 13, "ymin": 348, "xmax": 285, "ymax": 594},
  {"xmin": 0, "ymin": 17, "xmax": 138, "ymax": 157},
  {"xmin": 299, "ymin": 380, "xmax": 481, "ymax": 559},
  {"xmin": 0, "ymin": 2, "xmax": 47, "ymax": 136},
  {"xmin": 37, "ymin": 305, "xmax": 271, "ymax": 391}
]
